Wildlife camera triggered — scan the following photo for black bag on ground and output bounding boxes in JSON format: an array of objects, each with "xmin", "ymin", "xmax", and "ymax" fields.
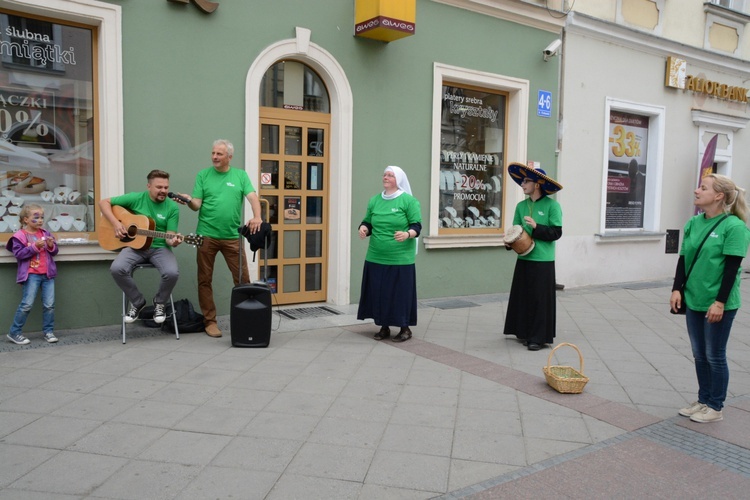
[{"xmin": 161, "ymin": 299, "xmax": 205, "ymax": 333}]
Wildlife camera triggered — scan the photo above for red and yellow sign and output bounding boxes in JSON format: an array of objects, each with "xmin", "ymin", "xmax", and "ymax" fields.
[{"xmin": 354, "ymin": 0, "xmax": 415, "ymax": 42}]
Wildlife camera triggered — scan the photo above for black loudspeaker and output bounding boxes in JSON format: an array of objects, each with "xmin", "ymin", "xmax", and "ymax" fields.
[{"xmin": 230, "ymin": 283, "xmax": 272, "ymax": 347}]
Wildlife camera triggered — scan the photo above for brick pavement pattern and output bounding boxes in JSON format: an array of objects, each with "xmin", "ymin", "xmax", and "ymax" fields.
[{"xmin": 1, "ymin": 278, "xmax": 750, "ymax": 498}]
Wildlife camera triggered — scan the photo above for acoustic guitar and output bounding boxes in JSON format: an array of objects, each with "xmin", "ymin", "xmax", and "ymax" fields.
[{"xmin": 98, "ymin": 205, "xmax": 203, "ymax": 251}]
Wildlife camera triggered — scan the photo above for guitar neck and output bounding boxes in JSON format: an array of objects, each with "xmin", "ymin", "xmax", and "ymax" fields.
[{"xmin": 135, "ymin": 228, "xmax": 175, "ymax": 240}]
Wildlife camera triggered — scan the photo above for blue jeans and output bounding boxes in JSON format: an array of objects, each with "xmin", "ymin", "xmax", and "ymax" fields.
[
  {"xmin": 10, "ymin": 274, "xmax": 55, "ymax": 335},
  {"xmin": 685, "ymin": 308, "xmax": 736, "ymax": 411}
]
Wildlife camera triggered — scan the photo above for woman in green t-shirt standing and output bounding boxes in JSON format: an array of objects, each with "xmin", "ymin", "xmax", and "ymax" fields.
[
  {"xmin": 357, "ymin": 166, "xmax": 422, "ymax": 342},
  {"xmin": 671, "ymin": 174, "xmax": 750, "ymax": 423}
]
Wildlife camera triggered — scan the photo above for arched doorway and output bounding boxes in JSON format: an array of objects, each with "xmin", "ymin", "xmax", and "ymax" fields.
[{"xmin": 258, "ymin": 61, "xmax": 330, "ymax": 304}]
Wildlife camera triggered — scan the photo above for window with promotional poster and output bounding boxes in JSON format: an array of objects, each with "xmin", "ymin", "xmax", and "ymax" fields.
[
  {"xmin": 439, "ymin": 83, "xmax": 506, "ymax": 234},
  {"xmin": 606, "ymin": 110, "xmax": 649, "ymax": 229},
  {"xmin": 0, "ymin": 12, "xmax": 95, "ymax": 240}
]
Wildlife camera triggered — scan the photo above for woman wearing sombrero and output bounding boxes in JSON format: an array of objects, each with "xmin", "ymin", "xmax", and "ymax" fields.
[{"xmin": 503, "ymin": 163, "xmax": 563, "ymax": 351}]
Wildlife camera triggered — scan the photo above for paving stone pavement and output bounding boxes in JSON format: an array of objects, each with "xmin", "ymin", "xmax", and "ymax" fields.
[{"xmin": 1, "ymin": 277, "xmax": 750, "ymax": 499}]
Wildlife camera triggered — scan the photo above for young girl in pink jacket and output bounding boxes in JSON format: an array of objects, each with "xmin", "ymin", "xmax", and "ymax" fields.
[{"xmin": 6, "ymin": 204, "xmax": 59, "ymax": 345}]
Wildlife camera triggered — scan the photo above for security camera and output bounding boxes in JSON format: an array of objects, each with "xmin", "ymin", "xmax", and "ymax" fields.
[{"xmin": 543, "ymin": 39, "xmax": 562, "ymax": 61}]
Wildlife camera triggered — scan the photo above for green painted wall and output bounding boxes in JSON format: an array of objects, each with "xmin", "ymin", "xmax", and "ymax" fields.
[{"xmin": 1, "ymin": 0, "xmax": 560, "ymax": 330}]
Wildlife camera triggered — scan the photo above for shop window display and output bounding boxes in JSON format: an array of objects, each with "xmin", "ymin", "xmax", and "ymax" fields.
[
  {"xmin": 0, "ymin": 12, "xmax": 95, "ymax": 239},
  {"xmin": 605, "ymin": 110, "xmax": 649, "ymax": 230},
  {"xmin": 439, "ymin": 84, "xmax": 506, "ymax": 233}
]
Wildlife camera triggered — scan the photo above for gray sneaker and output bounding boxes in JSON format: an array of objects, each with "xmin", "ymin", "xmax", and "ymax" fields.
[
  {"xmin": 7, "ymin": 333, "xmax": 30, "ymax": 345},
  {"xmin": 44, "ymin": 332, "xmax": 58, "ymax": 343},
  {"xmin": 153, "ymin": 303, "xmax": 166, "ymax": 324}
]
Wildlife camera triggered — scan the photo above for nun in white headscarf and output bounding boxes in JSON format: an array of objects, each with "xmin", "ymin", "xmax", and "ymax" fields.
[{"xmin": 357, "ymin": 165, "xmax": 422, "ymax": 342}]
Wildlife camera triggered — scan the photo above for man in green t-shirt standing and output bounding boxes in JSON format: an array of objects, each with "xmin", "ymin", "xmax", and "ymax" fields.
[
  {"xmin": 100, "ymin": 169, "xmax": 183, "ymax": 325},
  {"xmin": 176, "ymin": 139, "xmax": 262, "ymax": 338}
]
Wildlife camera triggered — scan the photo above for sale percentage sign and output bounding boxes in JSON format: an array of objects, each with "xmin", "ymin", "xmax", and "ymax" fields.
[{"xmin": 17, "ymin": 110, "xmax": 48, "ymax": 137}]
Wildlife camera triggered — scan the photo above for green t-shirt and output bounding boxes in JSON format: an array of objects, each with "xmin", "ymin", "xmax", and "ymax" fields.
[
  {"xmin": 192, "ymin": 167, "xmax": 255, "ymax": 240},
  {"xmin": 362, "ymin": 193, "xmax": 422, "ymax": 265},
  {"xmin": 512, "ymin": 195, "xmax": 562, "ymax": 262},
  {"xmin": 681, "ymin": 213, "xmax": 749, "ymax": 311},
  {"xmin": 110, "ymin": 191, "xmax": 179, "ymax": 249}
]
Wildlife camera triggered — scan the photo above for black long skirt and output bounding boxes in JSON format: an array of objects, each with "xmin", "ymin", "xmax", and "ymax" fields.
[
  {"xmin": 503, "ymin": 260, "xmax": 556, "ymax": 345},
  {"xmin": 357, "ymin": 261, "xmax": 417, "ymax": 328}
]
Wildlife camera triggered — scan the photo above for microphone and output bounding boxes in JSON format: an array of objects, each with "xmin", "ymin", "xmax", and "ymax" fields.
[{"xmin": 168, "ymin": 192, "xmax": 190, "ymax": 204}]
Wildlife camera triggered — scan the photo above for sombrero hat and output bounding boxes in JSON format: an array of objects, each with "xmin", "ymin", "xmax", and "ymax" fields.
[{"xmin": 507, "ymin": 162, "xmax": 563, "ymax": 195}]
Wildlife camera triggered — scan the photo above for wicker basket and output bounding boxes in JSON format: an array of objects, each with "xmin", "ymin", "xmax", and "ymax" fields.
[{"xmin": 543, "ymin": 342, "xmax": 589, "ymax": 394}]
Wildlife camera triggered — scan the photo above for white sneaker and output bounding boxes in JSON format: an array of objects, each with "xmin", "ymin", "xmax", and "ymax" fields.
[
  {"xmin": 7, "ymin": 333, "xmax": 30, "ymax": 345},
  {"xmin": 678, "ymin": 401, "xmax": 706, "ymax": 417},
  {"xmin": 153, "ymin": 303, "xmax": 166, "ymax": 324},
  {"xmin": 690, "ymin": 406, "xmax": 723, "ymax": 423},
  {"xmin": 44, "ymin": 332, "xmax": 58, "ymax": 343}
]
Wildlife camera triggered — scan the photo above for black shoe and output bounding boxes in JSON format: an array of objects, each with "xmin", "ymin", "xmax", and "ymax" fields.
[
  {"xmin": 374, "ymin": 326, "xmax": 390, "ymax": 341},
  {"xmin": 124, "ymin": 301, "xmax": 146, "ymax": 324},
  {"xmin": 392, "ymin": 327, "xmax": 412, "ymax": 343},
  {"xmin": 527, "ymin": 343, "xmax": 542, "ymax": 351}
]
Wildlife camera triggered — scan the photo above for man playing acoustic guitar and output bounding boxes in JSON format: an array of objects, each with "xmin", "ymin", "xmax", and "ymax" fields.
[{"xmin": 99, "ymin": 170, "xmax": 184, "ymax": 324}]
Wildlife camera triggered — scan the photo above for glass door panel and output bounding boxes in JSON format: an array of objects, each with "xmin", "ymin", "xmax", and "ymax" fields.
[
  {"xmin": 283, "ymin": 196, "xmax": 301, "ymax": 225},
  {"xmin": 283, "ymin": 231, "xmax": 301, "ymax": 259},
  {"xmin": 260, "ymin": 160, "xmax": 279, "ymax": 190},
  {"xmin": 306, "ymin": 263, "xmax": 322, "ymax": 291},
  {"xmin": 283, "ymin": 264, "xmax": 300, "ymax": 293},
  {"xmin": 261, "ymin": 125, "xmax": 279, "ymax": 154},
  {"xmin": 285, "ymin": 126, "xmax": 302, "ymax": 155},
  {"xmin": 306, "ymin": 197, "xmax": 323, "ymax": 224},
  {"xmin": 307, "ymin": 163, "xmax": 323, "ymax": 190},
  {"xmin": 284, "ymin": 161, "xmax": 301, "ymax": 189},
  {"xmin": 308, "ymin": 128, "xmax": 324, "ymax": 156},
  {"xmin": 306, "ymin": 230, "xmax": 322, "ymax": 258}
]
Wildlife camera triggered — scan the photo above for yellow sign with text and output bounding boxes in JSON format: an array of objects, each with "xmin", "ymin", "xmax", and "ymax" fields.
[{"xmin": 354, "ymin": 0, "xmax": 416, "ymax": 42}]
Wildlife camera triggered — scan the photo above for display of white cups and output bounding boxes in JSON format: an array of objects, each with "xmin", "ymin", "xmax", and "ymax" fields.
[
  {"xmin": 73, "ymin": 218, "xmax": 86, "ymax": 231},
  {"xmin": 1, "ymin": 189, "xmax": 13, "ymax": 198},
  {"xmin": 0, "ymin": 196, "xmax": 8, "ymax": 207},
  {"xmin": 47, "ymin": 218, "xmax": 61, "ymax": 232},
  {"xmin": 7, "ymin": 205, "xmax": 21, "ymax": 215},
  {"xmin": 10, "ymin": 197, "xmax": 23, "ymax": 207},
  {"xmin": 68, "ymin": 190, "xmax": 81, "ymax": 203},
  {"xmin": 41, "ymin": 190, "xmax": 55, "ymax": 202},
  {"xmin": 5, "ymin": 215, "xmax": 19, "ymax": 232},
  {"xmin": 0, "ymin": 218, "xmax": 8, "ymax": 232},
  {"xmin": 58, "ymin": 213, "xmax": 73, "ymax": 231},
  {"xmin": 0, "ymin": 206, "xmax": 5, "ymax": 217}
]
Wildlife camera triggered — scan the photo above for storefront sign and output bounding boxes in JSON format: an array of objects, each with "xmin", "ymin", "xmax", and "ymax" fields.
[
  {"xmin": 354, "ymin": 0, "xmax": 415, "ymax": 42},
  {"xmin": 665, "ymin": 56, "xmax": 748, "ymax": 103},
  {"xmin": 167, "ymin": 0, "xmax": 219, "ymax": 14}
]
